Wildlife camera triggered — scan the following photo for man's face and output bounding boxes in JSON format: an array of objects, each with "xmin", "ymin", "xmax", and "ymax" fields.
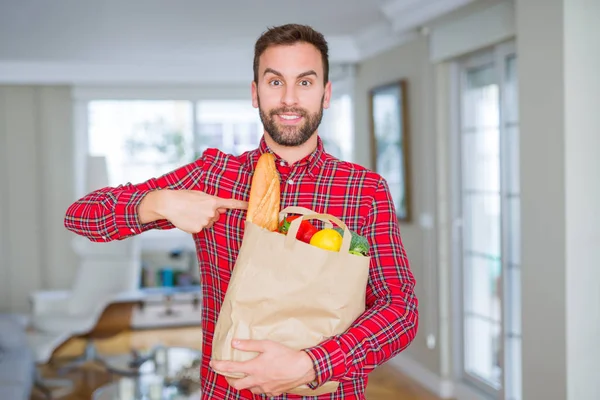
[{"xmin": 252, "ymin": 42, "xmax": 332, "ymax": 147}]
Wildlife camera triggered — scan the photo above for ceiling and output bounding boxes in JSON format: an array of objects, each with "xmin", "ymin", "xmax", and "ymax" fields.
[{"xmin": 0, "ymin": 0, "xmax": 475, "ymax": 84}]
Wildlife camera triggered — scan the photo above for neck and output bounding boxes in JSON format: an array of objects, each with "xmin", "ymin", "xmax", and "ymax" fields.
[{"xmin": 263, "ymin": 132, "xmax": 318, "ymax": 165}]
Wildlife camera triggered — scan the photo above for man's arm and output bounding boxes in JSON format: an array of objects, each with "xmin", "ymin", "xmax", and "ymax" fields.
[
  {"xmin": 303, "ymin": 177, "xmax": 419, "ymax": 387},
  {"xmin": 64, "ymin": 159, "xmax": 204, "ymax": 242}
]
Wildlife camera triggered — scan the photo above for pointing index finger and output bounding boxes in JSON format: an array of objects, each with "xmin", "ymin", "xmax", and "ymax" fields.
[{"xmin": 217, "ymin": 197, "xmax": 248, "ymax": 210}]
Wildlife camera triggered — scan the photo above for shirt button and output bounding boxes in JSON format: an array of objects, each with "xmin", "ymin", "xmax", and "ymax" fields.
[
  {"xmin": 280, "ymin": 161, "xmax": 286, "ymax": 166},
  {"xmin": 130, "ymin": 228, "xmax": 136, "ymax": 233},
  {"xmin": 287, "ymin": 179, "xmax": 294, "ymax": 185}
]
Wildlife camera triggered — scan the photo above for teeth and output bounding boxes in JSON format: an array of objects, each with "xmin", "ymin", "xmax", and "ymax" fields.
[{"xmin": 280, "ymin": 115, "xmax": 300, "ymax": 120}]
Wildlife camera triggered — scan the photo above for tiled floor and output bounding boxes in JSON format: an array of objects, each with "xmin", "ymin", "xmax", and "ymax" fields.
[{"xmin": 32, "ymin": 327, "xmax": 442, "ymax": 400}]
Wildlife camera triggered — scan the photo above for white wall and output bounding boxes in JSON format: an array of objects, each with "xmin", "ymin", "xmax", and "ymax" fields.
[
  {"xmin": 429, "ymin": 0, "xmax": 515, "ymax": 63},
  {"xmin": 518, "ymin": 0, "xmax": 600, "ymax": 398},
  {"xmin": 564, "ymin": 2, "xmax": 600, "ymax": 398},
  {"xmin": 0, "ymin": 86, "xmax": 78, "ymax": 312}
]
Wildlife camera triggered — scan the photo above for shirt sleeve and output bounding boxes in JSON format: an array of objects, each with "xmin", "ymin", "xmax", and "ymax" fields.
[
  {"xmin": 64, "ymin": 158, "xmax": 206, "ymax": 242},
  {"xmin": 303, "ymin": 177, "xmax": 419, "ymax": 387}
]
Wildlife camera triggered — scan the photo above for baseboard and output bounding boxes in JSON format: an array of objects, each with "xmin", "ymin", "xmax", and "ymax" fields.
[
  {"xmin": 453, "ymin": 382, "xmax": 492, "ymax": 400},
  {"xmin": 387, "ymin": 354, "xmax": 454, "ymax": 398}
]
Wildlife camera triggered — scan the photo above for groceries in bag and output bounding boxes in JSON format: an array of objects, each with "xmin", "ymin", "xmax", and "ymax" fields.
[{"xmin": 247, "ymin": 152, "xmax": 371, "ymax": 256}]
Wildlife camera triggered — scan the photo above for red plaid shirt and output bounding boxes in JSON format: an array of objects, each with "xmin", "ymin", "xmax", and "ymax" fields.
[{"xmin": 65, "ymin": 136, "xmax": 418, "ymax": 399}]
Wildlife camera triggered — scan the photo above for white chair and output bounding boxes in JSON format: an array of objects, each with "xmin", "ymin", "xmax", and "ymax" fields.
[{"xmin": 29, "ymin": 236, "xmax": 142, "ymax": 375}]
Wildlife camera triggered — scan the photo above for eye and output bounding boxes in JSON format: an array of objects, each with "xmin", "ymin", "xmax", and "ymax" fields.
[
  {"xmin": 299, "ymin": 80, "xmax": 312, "ymax": 87},
  {"xmin": 269, "ymin": 79, "xmax": 283, "ymax": 86}
]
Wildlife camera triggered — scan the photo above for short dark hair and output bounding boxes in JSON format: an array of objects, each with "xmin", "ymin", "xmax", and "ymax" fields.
[{"xmin": 253, "ymin": 24, "xmax": 329, "ymax": 85}]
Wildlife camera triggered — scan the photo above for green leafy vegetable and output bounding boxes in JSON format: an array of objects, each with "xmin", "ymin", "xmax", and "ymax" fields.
[{"xmin": 333, "ymin": 227, "xmax": 370, "ymax": 256}]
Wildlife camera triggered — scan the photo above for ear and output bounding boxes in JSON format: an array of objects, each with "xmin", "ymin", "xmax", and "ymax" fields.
[
  {"xmin": 251, "ymin": 81, "xmax": 259, "ymax": 109},
  {"xmin": 322, "ymin": 81, "xmax": 332, "ymax": 109}
]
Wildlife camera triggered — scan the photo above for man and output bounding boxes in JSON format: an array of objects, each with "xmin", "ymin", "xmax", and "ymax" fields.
[{"xmin": 64, "ymin": 24, "xmax": 418, "ymax": 399}]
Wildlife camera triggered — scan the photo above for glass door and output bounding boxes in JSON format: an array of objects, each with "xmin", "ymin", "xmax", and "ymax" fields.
[{"xmin": 454, "ymin": 41, "xmax": 521, "ymax": 400}]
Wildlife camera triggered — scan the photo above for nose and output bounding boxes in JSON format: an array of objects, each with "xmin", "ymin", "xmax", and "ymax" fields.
[{"xmin": 281, "ymin": 84, "xmax": 298, "ymax": 106}]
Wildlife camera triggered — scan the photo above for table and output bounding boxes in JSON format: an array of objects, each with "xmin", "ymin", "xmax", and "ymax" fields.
[
  {"xmin": 95, "ymin": 347, "xmax": 201, "ymax": 399},
  {"xmin": 92, "ymin": 375, "xmax": 200, "ymax": 400}
]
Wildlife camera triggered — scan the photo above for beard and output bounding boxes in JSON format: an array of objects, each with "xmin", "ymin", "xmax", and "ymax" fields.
[{"xmin": 258, "ymin": 95, "xmax": 324, "ymax": 147}]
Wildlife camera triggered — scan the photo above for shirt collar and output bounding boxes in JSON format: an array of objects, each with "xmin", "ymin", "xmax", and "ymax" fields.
[{"xmin": 251, "ymin": 135, "xmax": 326, "ymax": 178}]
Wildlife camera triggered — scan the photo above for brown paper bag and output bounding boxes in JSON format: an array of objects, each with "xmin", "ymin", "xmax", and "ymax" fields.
[{"xmin": 211, "ymin": 206, "xmax": 370, "ymax": 396}]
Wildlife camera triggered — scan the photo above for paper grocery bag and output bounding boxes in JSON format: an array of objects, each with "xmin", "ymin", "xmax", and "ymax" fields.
[{"xmin": 211, "ymin": 206, "xmax": 370, "ymax": 396}]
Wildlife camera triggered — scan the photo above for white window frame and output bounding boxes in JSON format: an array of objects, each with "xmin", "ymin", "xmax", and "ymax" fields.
[{"xmin": 450, "ymin": 40, "xmax": 521, "ymax": 400}]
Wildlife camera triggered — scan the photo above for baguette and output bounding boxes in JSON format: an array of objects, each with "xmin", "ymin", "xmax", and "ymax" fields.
[{"xmin": 246, "ymin": 153, "xmax": 281, "ymax": 230}]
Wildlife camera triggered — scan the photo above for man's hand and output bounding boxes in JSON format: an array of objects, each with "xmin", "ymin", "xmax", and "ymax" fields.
[
  {"xmin": 210, "ymin": 339, "xmax": 317, "ymax": 397},
  {"xmin": 139, "ymin": 190, "xmax": 248, "ymax": 233}
]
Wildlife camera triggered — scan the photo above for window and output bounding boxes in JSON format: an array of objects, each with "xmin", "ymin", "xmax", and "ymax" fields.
[
  {"xmin": 319, "ymin": 94, "xmax": 354, "ymax": 162},
  {"xmin": 88, "ymin": 100, "xmax": 262, "ymax": 186},
  {"xmin": 453, "ymin": 41, "xmax": 521, "ymax": 400},
  {"xmin": 87, "ymin": 97, "xmax": 354, "ymax": 187},
  {"xmin": 194, "ymin": 100, "xmax": 263, "ymax": 157}
]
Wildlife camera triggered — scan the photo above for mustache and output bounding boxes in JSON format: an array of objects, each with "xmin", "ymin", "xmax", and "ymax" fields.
[{"xmin": 269, "ymin": 107, "xmax": 308, "ymax": 117}]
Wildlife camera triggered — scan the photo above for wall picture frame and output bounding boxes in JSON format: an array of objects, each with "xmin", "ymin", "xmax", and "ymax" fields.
[{"xmin": 369, "ymin": 79, "xmax": 411, "ymax": 222}]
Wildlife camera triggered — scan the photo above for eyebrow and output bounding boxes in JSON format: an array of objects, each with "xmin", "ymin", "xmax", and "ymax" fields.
[{"xmin": 263, "ymin": 68, "xmax": 318, "ymax": 79}]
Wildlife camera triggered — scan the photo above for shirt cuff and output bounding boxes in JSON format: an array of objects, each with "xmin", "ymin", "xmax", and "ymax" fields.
[
  {"xmin": 113, "ymin": 190, "xmax": 151, "ymax": 237},
  {"xmin": 303, "ymin": 337, "xmax": 346, "ymax": 388}
]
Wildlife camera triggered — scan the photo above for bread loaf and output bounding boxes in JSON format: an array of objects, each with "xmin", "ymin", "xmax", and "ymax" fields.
[{"xmin": 246, "ymin": 153, "xmax": 280, "ymax": 230}]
